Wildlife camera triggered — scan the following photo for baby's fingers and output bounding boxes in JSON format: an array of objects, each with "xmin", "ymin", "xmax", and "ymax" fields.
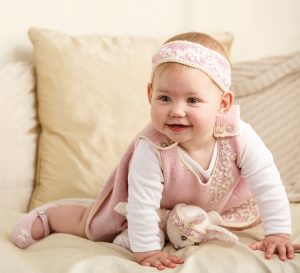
[
  {"xmin": 149, "ymin": 260, "xmax": 165, "ymax": 271},
  {"xmin": 160, "ymin": 258, "xmax": 176, "ymax": 269},
  {"xmin": 293, "ymin": 244, "xmax": 300, "ymax": 251},
  {"xmin": 266, "ymin": 244, "xmax": 276, "ymax": 259},
  {"xmin": 168, "ymin": 255, "xmax": 184, "ymax": 264},
  {"xmin": 277, "ymin": 243, "xmax": 287, "ymax": 261},
  {"xmin": 287, "ymin": 244, "xmax": 295, "ymax": 259},
  {"xmin": 287, "ymin": 244, "xmax": 300, "ymax": 260},
  {"xmin": 249, "ymin": 241, "xmax": 266, "ymax": 251}
]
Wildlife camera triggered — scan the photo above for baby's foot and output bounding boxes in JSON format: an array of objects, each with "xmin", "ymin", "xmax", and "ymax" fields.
[{"xmin": 13, "ymin": 204, "xmax": 56, "ymax": 249}]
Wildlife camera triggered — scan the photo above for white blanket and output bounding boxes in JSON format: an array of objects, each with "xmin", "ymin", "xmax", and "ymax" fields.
[{"xmin": 1, "ymin": 203, "xmax": 299, "ymax": 273}]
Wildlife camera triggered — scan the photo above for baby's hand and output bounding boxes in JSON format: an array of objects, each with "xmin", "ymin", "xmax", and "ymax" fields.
[
  {"xmin": 248, "ymin": 234, "xmax": 300, "ymax": 261},
  {"xmin": 139, "ymin": 251, "xmax": 184, "ymax": 270}
]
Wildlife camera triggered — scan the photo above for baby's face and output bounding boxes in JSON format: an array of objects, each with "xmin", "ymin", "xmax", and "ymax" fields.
[{"xmin": 148, "ymin": 65, "xmax": 223, "ymax": 145}]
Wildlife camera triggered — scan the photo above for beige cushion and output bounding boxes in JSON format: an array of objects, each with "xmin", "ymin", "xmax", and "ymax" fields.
[
  {"xmin": 213, "ymin": 32, "xmax": 234, "ymax": 54},
  {"xmin": 28, "ymin": 28, "xmax": 233, "ymax": 210},
  {"xmin": 0, "ymin": 62, "xmax": 39, "ymax": 213}
]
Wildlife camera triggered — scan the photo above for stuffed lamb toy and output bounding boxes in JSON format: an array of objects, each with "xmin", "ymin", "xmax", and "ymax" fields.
[{"xmin": 113, "ymin": 202, "xmax": 238, "ymax": 251}]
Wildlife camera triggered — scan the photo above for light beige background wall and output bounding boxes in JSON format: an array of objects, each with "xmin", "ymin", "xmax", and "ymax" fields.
[{"xmin": 0, "ymin": 0, "xmax": 299, "ymax": 63}]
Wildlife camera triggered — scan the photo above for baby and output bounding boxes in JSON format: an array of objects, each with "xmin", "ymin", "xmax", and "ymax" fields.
[{"xmin": 13, "ymin": 32, "xmax": 300, "ymax": 270}]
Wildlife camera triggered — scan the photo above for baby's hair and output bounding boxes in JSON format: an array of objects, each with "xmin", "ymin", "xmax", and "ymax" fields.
[{"xmin": 151, "ymin": 31, "xmax": 232, "ymax": 88}]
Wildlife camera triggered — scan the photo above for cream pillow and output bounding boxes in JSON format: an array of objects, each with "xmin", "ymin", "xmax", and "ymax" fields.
[
  {"xmin": 28, "ymin": 28, "xmax": 233, "ymax": 210},
  {"xmin": 0, "ymin": 62, "xmax": 39, "ymax": 213}
]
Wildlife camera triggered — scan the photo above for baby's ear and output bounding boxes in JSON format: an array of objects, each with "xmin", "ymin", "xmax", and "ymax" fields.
[
  {"xmin": 184, "ymin": 212, "xmax": 206, "ymax": 227},
  {"xmin": 216, "ymin": 90, "xmax": 234, "ymax": 118},
  {"xmin": 147, "ymin": 83, "xmax": 153, "ymax": 105}
]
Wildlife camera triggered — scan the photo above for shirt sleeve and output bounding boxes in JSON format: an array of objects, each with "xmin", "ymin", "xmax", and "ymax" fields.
[
  {"xmin": 126, "ymin": 138, "xmax": 164, "ymax": 252},
  {"xmin": 239, "ymin": 119, "xmax": 292, "ymax": 235}
]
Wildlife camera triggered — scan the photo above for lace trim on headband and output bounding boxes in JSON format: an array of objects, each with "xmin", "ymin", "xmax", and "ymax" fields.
[
  {"xmin": 151, "ymin": 40, "xmax": 231, "ymax": 92},
  {"xmin": 152, "ymin": 40, "xmax": 231, "ymax": 67}
]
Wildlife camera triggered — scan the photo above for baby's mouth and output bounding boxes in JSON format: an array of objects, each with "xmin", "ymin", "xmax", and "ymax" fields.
[
  {"xmin": 169, "ymin": 124, "xmax": 189, "ymax": 128},
  {"xmin": 167, "ymin": 124, "xmax": 190, "ymax": 132}
]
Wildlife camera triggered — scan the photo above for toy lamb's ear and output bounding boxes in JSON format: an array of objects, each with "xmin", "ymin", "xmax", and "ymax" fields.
[
  {"xmin": 184, "ymin": 212, "xmax": 206, "ymax": 227},
  {"xmin": 114, "ymin": 202, "xmax": 128, "ymax": 216},
  {"xmin": 207, "ymin": 211, "xmax": 224, "ymax": 225},
  {"xmin": 206, "ymin": 224, "xmax": 238, "ymax": 243}
]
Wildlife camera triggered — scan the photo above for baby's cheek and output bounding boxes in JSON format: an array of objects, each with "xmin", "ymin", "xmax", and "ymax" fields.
[
  {"xmin": 194, "ymin": 113, "xmax": 212, "ymax": 128},
  {"xmin": 151, "ymin": 106, "xmax": 165, "ymax": 128}
]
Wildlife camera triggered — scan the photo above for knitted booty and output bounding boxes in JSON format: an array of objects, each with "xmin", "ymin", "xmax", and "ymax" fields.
[{"xmin": 13, "ymin": 204, "xmax": 56, "ymax": 249}]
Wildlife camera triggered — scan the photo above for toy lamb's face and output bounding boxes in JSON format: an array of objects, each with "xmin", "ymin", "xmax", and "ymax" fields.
[{"xmin": 167, "ymin": 204, "xmax": 209, "ymax": 250}]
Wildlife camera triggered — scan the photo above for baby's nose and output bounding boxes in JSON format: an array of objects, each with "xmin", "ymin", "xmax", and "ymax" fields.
[{"xmin": 170, "ymin": 105, "xmax": 186, "ymax": 118}]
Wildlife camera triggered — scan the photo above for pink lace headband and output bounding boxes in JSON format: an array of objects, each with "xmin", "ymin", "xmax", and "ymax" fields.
[{"xmin": 151, "ymin": 40, "xmax": 231, "ymax": 92}]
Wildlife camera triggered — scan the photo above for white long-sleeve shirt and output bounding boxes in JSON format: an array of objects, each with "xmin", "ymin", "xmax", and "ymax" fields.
[{"xmin": 126, "ymin": 119, "xmax": 291, "ymax": 252}]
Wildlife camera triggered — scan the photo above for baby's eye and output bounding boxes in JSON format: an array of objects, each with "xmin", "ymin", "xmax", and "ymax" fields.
[
  {"xmin": 187, "ymin": 98, "xmax": 199, "ymax": 104},
  {"xmin": 160, "ymin": 96, "xmax": 171, "ymax": 102}
]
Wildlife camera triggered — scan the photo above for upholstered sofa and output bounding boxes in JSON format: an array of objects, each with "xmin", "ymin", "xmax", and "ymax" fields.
[{"xmin": 0, "ymin": 28, "xmax": 299, "ymax": 272}]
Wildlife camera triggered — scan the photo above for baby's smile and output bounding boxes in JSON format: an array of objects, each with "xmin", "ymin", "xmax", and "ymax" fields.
[{"xmin": 167, "ymin": 124, "xmax": 191, "ymax": 132}]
